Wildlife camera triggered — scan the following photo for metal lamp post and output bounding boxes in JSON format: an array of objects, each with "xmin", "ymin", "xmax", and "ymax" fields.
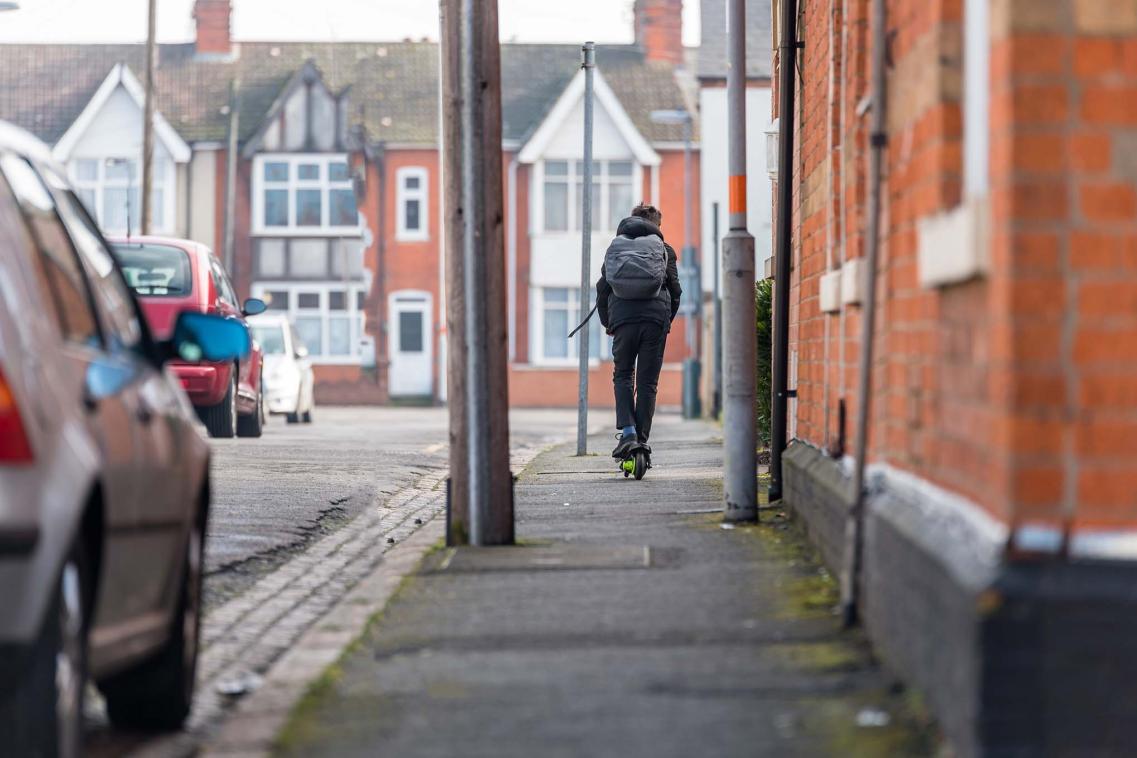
[
  {"xmin": 650, "ymin": 108, "xmax": 701, "ymax": 419},
  {"xmin": 576, "ymin": 42, "xmax": 596, "ymax": 456}
]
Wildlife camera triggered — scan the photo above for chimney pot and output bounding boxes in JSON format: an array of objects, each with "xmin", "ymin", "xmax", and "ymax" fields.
[{"xmin": 194, "ymin": 0, "xmax": 232, "ymax": 57}]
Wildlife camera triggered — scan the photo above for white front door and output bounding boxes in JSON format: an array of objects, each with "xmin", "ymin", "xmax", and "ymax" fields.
[{"xmin": 388, "ymin": 291, "xmax": 433, "ymax": 397}]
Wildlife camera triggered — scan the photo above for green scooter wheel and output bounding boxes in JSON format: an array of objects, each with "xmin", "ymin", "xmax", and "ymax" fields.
[{"xmin": 633, "ymin": 451, "xmax": 647, "ymax": 480}]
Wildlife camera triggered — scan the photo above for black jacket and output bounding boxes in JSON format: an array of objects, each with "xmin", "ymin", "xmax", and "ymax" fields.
[{"xmin": 596, "ymin": 217, "xmax": 683, "ymax": 333}]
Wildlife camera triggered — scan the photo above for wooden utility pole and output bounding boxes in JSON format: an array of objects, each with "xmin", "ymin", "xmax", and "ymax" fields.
[
  {"xmin": 141, "ymin": 0, "xmax": 157, "ymax": 235},
  {"xmin": 440, "ymin": 0, "xmax": 513, "ymax": 546}
]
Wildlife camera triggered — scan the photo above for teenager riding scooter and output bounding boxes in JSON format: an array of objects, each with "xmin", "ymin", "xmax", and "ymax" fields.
[{"xmin": 594, "ymin": 204, "xmax": 682, "ymax": 478}]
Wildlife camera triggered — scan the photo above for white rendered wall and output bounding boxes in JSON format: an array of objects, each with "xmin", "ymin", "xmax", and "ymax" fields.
[{"xmin": 698, "ymin": 85, "xmax": 773, "ymax": 291}]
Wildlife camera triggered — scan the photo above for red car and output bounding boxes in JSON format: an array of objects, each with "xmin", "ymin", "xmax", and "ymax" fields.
[{"xmin": 109, "ymin": 236, "xmax": 267, "ymax": 438}]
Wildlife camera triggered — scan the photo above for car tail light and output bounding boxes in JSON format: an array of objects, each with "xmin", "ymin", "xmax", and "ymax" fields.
[{"xmin": 0, "ymin": 366, "xmax": 33, "ymax": 463}]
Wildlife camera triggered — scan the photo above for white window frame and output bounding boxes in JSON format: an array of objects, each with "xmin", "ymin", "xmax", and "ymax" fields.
[
  {"xmin": 68, "ymin": 155, "xmax": 175, "ymax": 236},
  {"xmin": 530, "ymin": 286, "xmax": 613, "ymax": 367},
  {"xmin": 395, "ymin": 166, "xmax": 429, "ymax": 241},
  {"xmin": 250, "ymin": 281, "xmax": 367, "ymax": 365},
  {"xmin": 251, "ymin": 154, "xmax": 361, "ymax": 236},
  {"xmin": 535, "ymin": 158, "xmax": 639, "ymax": 235},
  {"xmin": 916, "ymin": 0, "xmax": 989, "ymax": 288}
]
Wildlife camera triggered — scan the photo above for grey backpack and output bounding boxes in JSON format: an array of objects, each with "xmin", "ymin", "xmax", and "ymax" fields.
[{"xmin": 604, "ymin": 234, "xmax": 666, "ymax": 300}]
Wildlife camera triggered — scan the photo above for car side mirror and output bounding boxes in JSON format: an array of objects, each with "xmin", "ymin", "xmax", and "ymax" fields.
[
  {"xmin": 242, "ymin": 298, "xmax": 267, "ymax": 317},
  {"xmin": 168, "ymin": 311, "xmax": 251, "ymax": 364},
  {"xmin": 294, "ymin": 344, "xmax": 309, "ymax": 359}
]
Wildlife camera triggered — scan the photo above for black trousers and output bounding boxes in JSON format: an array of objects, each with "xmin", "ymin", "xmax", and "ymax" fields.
[{"xmin": 611, "ymin": 321, "xmax": 667, "ymax": 443}]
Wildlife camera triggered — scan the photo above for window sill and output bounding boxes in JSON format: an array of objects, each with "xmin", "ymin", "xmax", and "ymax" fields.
[
  {"xmin": 308, "ymin": 356, "xmax": 364, "ymax": 366},
  {"xmin": 917, "ymin": 197, "xmax": 989, "ymax": 289},
  {"xmin": 253, "ymin": 227, "xmax": 364, "ymax": 238},
  {"xmin": 394, "ymin": 233, "xmax": 430, "ymax": 243}
]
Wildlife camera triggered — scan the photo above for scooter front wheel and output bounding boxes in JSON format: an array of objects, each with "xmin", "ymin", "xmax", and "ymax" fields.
[{"xmin": 633, "ymin": 451, "xmax": 647, "ymax": 480}]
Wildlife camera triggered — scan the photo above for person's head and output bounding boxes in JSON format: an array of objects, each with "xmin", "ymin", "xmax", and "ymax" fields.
[{"xmin": 631, "ymin": 203, "xmax": 662, "ymax": 227}]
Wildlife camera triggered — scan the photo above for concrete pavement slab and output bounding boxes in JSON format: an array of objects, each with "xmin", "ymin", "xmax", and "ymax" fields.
[{"xmin": 272, "ymin": 416, "xmax": 941, "ymax": 757}]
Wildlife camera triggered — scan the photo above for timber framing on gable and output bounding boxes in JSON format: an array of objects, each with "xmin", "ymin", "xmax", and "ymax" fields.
[{"xmin": 242, "ymin": 60, "xmax": 359, "ymax": 158}]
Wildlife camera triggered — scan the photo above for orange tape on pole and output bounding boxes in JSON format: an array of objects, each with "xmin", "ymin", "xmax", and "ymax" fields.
[{"xmin": 728, "ymin": 175, "xmax": 747, "ymax": 215}]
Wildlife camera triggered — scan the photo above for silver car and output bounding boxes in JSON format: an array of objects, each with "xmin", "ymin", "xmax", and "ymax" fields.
[
  {"xmin": 248, "ymin": 313, "xmax": 315, "ymax": 424},
  {"xmin": 0, "ymin": 123, "xmax": 252, "ymax": 755}
]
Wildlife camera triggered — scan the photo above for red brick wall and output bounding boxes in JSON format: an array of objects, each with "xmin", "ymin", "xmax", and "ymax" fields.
[
  {"xmin": 383, "ymin": 149, "xmax": 443, "ymax": 395},
  {"xmin": 783, "ymin": 0, "xmax": 1137, "ymax": 528},
  {"xmin": 313, "ymin": 364, "xmax": 385, "ymax": 404},
  {"xmin": 990, "ymin": 1, "xmax": 1137, "ymax": 530},
  {"xmin": 510, "ymin": 365, "xmax": 683, "ymax": 408}
]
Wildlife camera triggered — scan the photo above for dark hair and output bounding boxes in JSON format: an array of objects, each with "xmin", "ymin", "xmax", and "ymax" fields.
[{"xmin": 631, "ymin": 203, "xmax": 662, "ymax": 226}]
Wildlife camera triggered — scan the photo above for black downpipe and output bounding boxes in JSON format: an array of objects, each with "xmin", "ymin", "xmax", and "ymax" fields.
[{"xmin": 769, "ymin": 0, "xmax": 798, "ymax": 503}]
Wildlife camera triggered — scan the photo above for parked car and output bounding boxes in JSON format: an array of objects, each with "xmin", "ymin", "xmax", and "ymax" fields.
[
  {"xmin": 108, "ymin": 236, "xmax": 267, "ymax": 438},
  {"xmin": 248, "ymin": 313, "xmax": 316, "ymax": 424},
  {"xmin": 0, "ymin": 122, "xmax": 251, "ymax": 754}
]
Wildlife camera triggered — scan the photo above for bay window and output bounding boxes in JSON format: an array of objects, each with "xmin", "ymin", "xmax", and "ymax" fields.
[
  {"xmin": 252, "ymin": 283, "xmax": 367, "ymax": 364},
  {"xmin": 253, "ymin": 154, "xmax": 360, "ymax": 235},
  {"xmin": 536, "ymin": 286, "xmax": 612, "ymax": 364},
  {"xmin": 542, "ymin": 159, "xmax": 636, "ymax": 233},
  {"xmin": 69, "ymin": 156, "xmax": 172, "ymax": 235}
]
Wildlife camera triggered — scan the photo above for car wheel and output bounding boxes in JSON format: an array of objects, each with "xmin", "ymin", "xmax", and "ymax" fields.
[
  {"xmin": 203, "ymin": 369, "xmax": 237, "ymax": 439},
  {"xmin": 0, "ymin": 543, "xmax": 87, "ymax": 758},
  {"xmin": 237, "ymin": 374, "xmax": 264, "ymax": 438},
  {"xmin": 102, "ymin": 515, "xmax": 203, "ymax": 731},
  {"xmin": 302, "ymin": 407, "xmax": 313, "ymax": 424}
]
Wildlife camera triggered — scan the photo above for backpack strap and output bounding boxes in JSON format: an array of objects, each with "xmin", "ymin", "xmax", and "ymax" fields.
[{"xmin": 567, "ymin": 303, "xmax": 598, "ymax": 339}]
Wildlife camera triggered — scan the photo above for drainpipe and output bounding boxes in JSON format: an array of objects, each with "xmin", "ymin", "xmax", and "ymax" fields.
[
  {"xmin": 839, "ymin": 0, "xmax": 887, "ymax": 627},
  {"xmin": 769, "ymin": 0, "xmax": 797, "ymax": 502}
]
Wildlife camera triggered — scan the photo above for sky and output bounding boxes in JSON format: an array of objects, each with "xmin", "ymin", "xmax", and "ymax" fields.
[{"xmin": 0, "ymin": 0, "xmax": 702, "ymax": 46}]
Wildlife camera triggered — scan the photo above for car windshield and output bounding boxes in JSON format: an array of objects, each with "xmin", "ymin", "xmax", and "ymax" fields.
[
  {"xmin": 112, "ymin": 243, "xmax": 193, "ymax": 297},
  {"xmin": 252, "ymin": 324, "xmax": 287, "ymax": 355}
]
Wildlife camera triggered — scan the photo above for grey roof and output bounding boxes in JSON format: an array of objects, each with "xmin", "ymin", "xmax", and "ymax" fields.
[
  {"xmin": 0, "ymin": 41, "xmax": 692, "ymax": 149},
  {"xmin": 698, "ymin": 0, "xmax": 773, "ymax": 80}
]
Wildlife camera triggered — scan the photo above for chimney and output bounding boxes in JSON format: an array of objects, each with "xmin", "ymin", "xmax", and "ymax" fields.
[
  {"xmin": 194, "ymin": 0, "xmax": 232, "ymax": 57},
  {"xmin": 633, "ymin": 0, "xmax": 684, "ymax": 65}
]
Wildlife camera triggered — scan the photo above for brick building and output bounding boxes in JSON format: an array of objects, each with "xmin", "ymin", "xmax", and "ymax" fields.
[
  {"xmin": 0, "ymin": 0, "xmax": 699, "ymax": 407},
  {"xmin": 775, "ymin": 0, "xmax": 1137, "ymax": 753}
]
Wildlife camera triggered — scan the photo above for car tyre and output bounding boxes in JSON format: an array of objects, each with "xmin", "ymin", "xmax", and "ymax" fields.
[
  {"xmin": 202, "ymin": 368, "xmax": 238, "ymax": 438},
  {"xmin": 0, "ymin": 542, "xmax": 88, "ymax": 758},
  {"xmin": 302, "ymin": 407, "xmax": 313, "ymax": 424},
  {"xmin": 102, "ymin": 515, "xmax": 203, "ymax": 732},
  {"xmin": 237, "ymin": 372, "xmax": 264, "ymax": 438}
]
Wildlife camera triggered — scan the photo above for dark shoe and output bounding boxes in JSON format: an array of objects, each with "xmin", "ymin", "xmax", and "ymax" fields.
[{"xmin": 612, "ymin": 433, "xmax": 639, "ymax": 459}]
